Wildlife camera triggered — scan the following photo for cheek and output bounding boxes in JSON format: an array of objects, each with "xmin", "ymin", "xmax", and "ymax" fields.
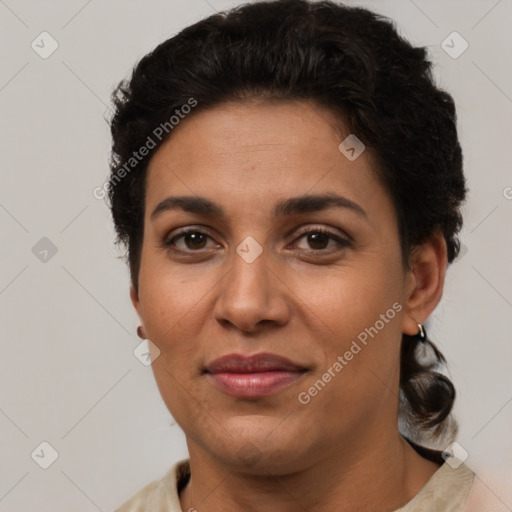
[
  {"xmin": 293, "ymin": 288, "xmax": 404, "ymax": 443},
  {"xmin": 291, "ymin": 258, "xmax": 405, "ymax": 403},
  {"xmin": 138, "ymin": 254, "xmax": 215, "ymax": 347},
  {"xmin": 140, "ymin": 269, "xmax": 213, "ymax": 424},
  {"xmin": 293, "ymin": 258, "xmax": 404, "ymax": 343}
]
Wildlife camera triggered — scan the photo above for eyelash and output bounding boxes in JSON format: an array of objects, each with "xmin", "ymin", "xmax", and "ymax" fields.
[{"xmin": 160, "ymin": 226, "xmax": 352, "ymax": 256}]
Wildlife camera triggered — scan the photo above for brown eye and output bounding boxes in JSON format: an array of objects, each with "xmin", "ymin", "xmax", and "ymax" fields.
[
  {"xmin": 306, "ymin": 232, "xmax": 331, "ymax": 250},
  {"xmin": 181, "ymin": 232, "xmax": 208, "ymax": 250},
  {"xmin": 294, "ymin": 228, "xmax": 351, "ymax": 253},
  {"xmin": 162, "ymin": 229, "xmax": 218, "ymax": 253}
]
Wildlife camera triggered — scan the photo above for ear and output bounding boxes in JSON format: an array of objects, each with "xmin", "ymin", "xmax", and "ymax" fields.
[
  {"xmin": 401, "ymin": 230, "xmax": 448, "ymax": 336},
  {"xmin": 130, "ymin": 284, "xmax": 143, "ymax": 325}
]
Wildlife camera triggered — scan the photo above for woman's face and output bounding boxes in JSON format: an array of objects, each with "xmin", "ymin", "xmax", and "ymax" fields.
[{"xmin": 131, "ymin": 100, "xmax": 424, "ymax": 473}]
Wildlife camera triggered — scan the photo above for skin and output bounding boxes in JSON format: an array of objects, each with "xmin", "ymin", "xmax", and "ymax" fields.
[{"xmin": 130, "ymin": 99, "xmax": 448, "ymax": 512}]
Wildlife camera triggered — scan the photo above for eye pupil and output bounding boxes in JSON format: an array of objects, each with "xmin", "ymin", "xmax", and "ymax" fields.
[
  {"xmin": 308, "ymin": 232, "xmax": 329, "ymax": 250},
  {"xmin": 185, "ymin": 232, "xmax": 207, "ymax": 249}
]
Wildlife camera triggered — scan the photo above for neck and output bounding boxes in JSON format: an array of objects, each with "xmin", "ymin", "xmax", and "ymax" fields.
[{"xmin": 179, "ymin": 428, "xmax": 440, "ymax": 512}]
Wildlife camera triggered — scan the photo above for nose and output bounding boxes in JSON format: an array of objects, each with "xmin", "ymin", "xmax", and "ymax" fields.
[{"xmin": 212, "ymin": 248, "xmax": 290, "ymax": 334}]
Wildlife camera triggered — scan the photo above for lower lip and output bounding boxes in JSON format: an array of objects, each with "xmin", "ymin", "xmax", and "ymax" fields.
[{"xmin": 208, "ymin": 371, "xmax": 304, "ymax": 398}]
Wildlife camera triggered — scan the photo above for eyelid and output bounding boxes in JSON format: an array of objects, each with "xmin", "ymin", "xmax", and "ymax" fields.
[
  {"xmin": 292, "ymin": 224, "xmax": 352, "ymax": 243},
  {"xmin": 169, "ymin": 225, "xmax": 217, "ymax": 239}
]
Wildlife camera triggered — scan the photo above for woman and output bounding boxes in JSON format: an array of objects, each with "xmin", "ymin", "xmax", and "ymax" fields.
[{"xmin": 109, "ymin": 1, "xmax": 474, "ymax": 510}]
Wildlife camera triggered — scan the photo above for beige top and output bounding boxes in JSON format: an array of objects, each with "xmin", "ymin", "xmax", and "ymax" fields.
[{"xmin": 115, "ymin": 457, "xmax": 475, "ymax": 512}]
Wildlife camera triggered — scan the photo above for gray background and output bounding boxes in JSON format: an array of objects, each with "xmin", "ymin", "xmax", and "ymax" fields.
[{"xmin": 1, "ymin": 0, "xmax": 511, "ymax": 510}]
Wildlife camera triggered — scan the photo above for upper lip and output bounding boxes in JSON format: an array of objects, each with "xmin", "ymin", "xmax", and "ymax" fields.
[{"xmin": 205, "ymin": 353, "xmax": 306, "ymax": 374}]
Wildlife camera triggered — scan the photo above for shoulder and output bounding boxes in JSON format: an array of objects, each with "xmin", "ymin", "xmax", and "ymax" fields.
[
  {"xmin": 396, "ymin": 460, "xmax": 475, "ymax": 512},
  {"xmin": 114, "ymin": 459, "xmax": 190, "ymax": 512},
  {"xmin": 402, "ymin": 459, "xmax": 511, "ymax": 512},
  {"xmin": 114, "ymin": 478, "xmax": 162, "ymax": 512}
]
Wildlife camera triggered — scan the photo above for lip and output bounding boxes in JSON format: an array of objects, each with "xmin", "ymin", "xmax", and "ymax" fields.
[{"xmin": 205, "ymin": 353, "xmax": 307, "ymax": 398}]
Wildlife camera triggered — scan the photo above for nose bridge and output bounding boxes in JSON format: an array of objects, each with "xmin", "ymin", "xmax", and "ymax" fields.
[
  {"xmin": 229, "ymin": 246, "xmax": 268, "ymax": 298},
  {"xmin": 214, "ymin": 239, "xmax": 288, "ymax": 331}
]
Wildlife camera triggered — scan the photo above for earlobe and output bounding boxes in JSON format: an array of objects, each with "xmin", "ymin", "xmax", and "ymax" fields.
[{"xmin": 401, "ymin": 231, "xmax": 448, "ymax": 336}]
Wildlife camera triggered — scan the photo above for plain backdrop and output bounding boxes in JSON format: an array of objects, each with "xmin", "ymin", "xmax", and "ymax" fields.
[{"xmin": 1, "ymin": 0, "xmax": 511, "ymax": 510}]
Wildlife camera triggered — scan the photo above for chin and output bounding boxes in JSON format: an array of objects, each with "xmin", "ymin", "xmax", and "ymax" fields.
[{"xmin": 199, "ymin": 416, "xmax": 315, "ymax": 474}]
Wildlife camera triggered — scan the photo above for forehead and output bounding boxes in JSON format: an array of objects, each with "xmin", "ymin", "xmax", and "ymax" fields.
[
  {"xmin": 151, "ymin": 100, "xmax": 344, "ymax": 163},
  {"xmin": 144, "ymin": 100, "xmax": 389, "ymax": 222}
]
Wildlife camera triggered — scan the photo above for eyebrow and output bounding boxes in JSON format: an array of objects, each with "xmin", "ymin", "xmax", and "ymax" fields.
[{"xmin": 150, "ymin": 193, "xmax": 367, "ymax": 221}]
